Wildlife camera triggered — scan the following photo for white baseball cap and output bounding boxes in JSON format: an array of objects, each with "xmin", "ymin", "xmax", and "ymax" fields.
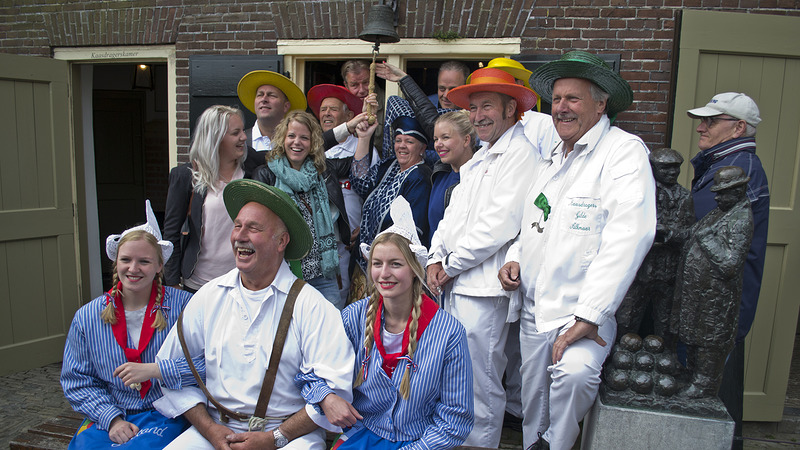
[{"xmin": 687, "ymin": 92, "xmax": 761, "ymax": 127}]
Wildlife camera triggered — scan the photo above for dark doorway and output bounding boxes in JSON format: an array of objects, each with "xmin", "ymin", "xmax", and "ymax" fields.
[{"xmin": 92, "ymin": 64, "xmax": 169, "ymax": 288}]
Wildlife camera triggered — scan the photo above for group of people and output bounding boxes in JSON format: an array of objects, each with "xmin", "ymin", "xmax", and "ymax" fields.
[{"xmin": 60, "ymin": 49, "xmax": 769, "ymax": 450}]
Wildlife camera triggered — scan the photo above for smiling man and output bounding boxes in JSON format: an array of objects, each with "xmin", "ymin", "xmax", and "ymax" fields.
[
  {"xmin": 155, "ymin": 180, "xmax": 354, "ymax": 449},
  {"xmin": 498, "ymin": 51, "xmax": 656, "ymax": 450},
  {"xmin": 237, "ymin": 71, "xmax": 307, "ymax": 167},
  {"xmin": 424, "ymin": 67, "xmax": 538, "ymax": 448}
]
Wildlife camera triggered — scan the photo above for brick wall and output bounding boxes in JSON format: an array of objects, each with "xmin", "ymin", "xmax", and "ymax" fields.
[{"xmin": 2, "ymin": 0, "xmax": 799, "ymax": 158}]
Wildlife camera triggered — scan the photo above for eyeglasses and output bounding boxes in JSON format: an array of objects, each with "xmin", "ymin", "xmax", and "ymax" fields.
[{"xmin": 699, "ymin": 116, "xmax": 741, "ymax": 128}]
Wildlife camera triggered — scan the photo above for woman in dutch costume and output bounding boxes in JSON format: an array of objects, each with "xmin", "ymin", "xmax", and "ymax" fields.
[
  {"xmin": 61, "ymin": 201, "xmax": 196, "ymax": 449},
  {"xmin": 311, "ymin": 197, "xmax": 473, "ymax": 450}
]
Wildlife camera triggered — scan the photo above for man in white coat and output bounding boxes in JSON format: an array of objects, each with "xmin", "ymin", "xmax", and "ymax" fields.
[
  {"xmin": 499, "ymin": 51, "xmax": 656, "ymax": 450},
  {"xmin": 426, "ymin": 67, "xmax": 540, "ymax": 448},
  {"xmin": 155, "ymin": 180, "xmax": 355, "ymax": 449}
]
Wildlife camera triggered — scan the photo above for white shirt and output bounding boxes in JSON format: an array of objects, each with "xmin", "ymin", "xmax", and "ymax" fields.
[
  {"xmin": 506, "ymin": 115, "xmax": 656, "ymax": 332},
  {"xmin": 428, "ymin": 122, "xmax": 539, "ymax": 300},
  {"xmin": 185, "ymin": 167, "xmax": 243, "ymax": 290},
  {"xmin": 251, "ymin": 125, "xmax": 273, "ymax": 152},
  {"xmin": 521, "ymin": 110, "xmax": 561, "ymax": 158},
  {"xmin": 124, "ymin": 306, "xmax": 146, "ymax": 349},
  {"xmin": 154, "ymin": 262, "xmax": 355, "ymax": 435}
]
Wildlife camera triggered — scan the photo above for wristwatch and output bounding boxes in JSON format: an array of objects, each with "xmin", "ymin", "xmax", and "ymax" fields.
[{"xmin": 273, "ymin": 428, "xmax": 289, "ymax": 448}]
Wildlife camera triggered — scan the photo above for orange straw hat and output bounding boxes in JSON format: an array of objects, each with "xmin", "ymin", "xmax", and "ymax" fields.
[
  {"xmin": 468, "ymin": 57, "xmax": 533, "ymax": 89},
  {"xmin": 307, "ymin": 84, "xmax": 363, "ymax": 119},
  {"xmin": 447, "ymin": 67, "xmax": 538, "ymax": 115}
]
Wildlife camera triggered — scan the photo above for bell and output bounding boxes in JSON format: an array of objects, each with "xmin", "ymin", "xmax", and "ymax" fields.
[{"xmin": 359, "ymin": 4, "xmax": 400, "ymax": 44}]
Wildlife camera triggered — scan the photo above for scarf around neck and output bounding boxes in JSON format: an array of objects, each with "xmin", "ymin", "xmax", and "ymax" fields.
[
  {"xmin": 104, "ymin": 281, "xmax": 164, "ymax": 399},
  {"xmin": 268, "ymin": 157, "xmax": 339, "ymax": 278},
  {"xmin": 371, "ymin": 294, "xmax": 438, "ymax": 378}
]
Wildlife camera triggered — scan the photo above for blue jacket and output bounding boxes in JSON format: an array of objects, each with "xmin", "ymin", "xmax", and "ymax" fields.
[{"xmin": 690, "ymin": 137, "xmax": 769, "ymax": 342}]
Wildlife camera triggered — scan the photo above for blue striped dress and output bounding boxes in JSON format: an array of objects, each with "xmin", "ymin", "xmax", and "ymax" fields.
[
  {"xmin": 61, "ymin": 287, "xmax": 197, "ymax": 431},
  {"xmin": 338, "ymin": 297, "xmax": 474, "ymax": 449}
]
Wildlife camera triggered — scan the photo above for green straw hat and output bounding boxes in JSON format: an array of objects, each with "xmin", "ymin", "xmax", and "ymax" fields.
[
  {"xmin": 530, "ymin": 51, "xmax": 633, "ymax": 117},
  {"xmin": 223, "ymin": 179, "xmax": 312, "ymax": 261}
]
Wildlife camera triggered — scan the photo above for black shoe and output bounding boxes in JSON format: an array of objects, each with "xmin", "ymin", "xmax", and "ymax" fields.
[
  {"xmin": 526, "ymin": 432, "xmax": 550, "ymax": 450},
  {"xmin": 503, "ymin": 411, "xmax": 523, "ymax": 432}
]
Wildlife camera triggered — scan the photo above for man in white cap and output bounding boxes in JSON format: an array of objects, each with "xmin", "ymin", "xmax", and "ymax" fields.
[
  {"xmin": 686, "ymin": 92, "xmax": 769, "ymax": 450},
  {"xmin": 155, "ymin": 180, "xmax": 354, "ymax": 449},
  {"xmin": 237, "ymin": 71, "xmax": 306, "ymax": 165},
  {"xmin": 426, "ymin": 67, "xmax": 539, "ymax": 448},
  {"xmin": 499, "ymin": 51, "xmax": 656, "ymax": 450}
]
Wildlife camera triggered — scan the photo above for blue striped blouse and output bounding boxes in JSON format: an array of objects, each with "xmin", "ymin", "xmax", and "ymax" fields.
[
  {"xmin": 340, "ymin": 297, "xmax": 474, "ymax": 449},
  {"xmin": 61, "ymin": 287, "xmax": 197, "ymax": 431}
]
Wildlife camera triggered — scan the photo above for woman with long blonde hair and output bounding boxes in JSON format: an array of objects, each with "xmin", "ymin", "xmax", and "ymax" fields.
[
  {"xmin": 163, "ymin": 105, "xmax": 249, "ymax": 293},
  {"xmin": 309, "ymin": 198, "xmax": 473, "ymax": 450},
  {"xmin": 61, "ymin": 201, "xmax": 194, "ymax": 448}
]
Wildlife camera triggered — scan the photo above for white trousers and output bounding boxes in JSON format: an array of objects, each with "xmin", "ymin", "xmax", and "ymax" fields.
[
  {"xmin": 164, "ymin": 424, "xmax": 326, "ymax": 449},
  {"xmin": 444, "ymin": 291, "xmax": 510, "ymax": 448},
  {"xmin": 519, "ymin": 312, "xmax": 616, "ymax": 450}
]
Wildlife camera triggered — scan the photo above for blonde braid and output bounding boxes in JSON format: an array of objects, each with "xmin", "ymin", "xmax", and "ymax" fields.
[
  {"xmin": 398, "ymin": 291, "xmax": 423, "ymax": 399},
  {"xmin": 354, "ymin": 295, "xmax": 380, "ymax": 388},
  {"xmin": 101, "ymin": 271, "xmax": 120, "ymax": 325},
  {"xmin": 151, "ymin": 274, "xmax": 167, "ymax": 331}
]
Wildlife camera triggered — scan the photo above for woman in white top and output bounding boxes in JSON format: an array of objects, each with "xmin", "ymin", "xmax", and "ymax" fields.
[{"xmin": 163, "ymin": 105, "xmax": 249, "ymax": 292}]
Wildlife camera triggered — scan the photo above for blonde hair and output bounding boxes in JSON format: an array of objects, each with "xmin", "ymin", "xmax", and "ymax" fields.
[
  {"xmin": 189, "ymin": 105, "xmax": 246, "ymax": 194},
  {"xmin": 268, "ymin": 110, "xmax": 326, "ymax": 174},
  {"xmin": 354, "ymin": 233, "xmax": 425, "ymax": 399},
  {"xmin": 435, "ymin": 110, "xmax": 478, "ymax": 153},
  {"xmin": 101, "ymin": 230, "xmax": 168, "ymax": 331}
]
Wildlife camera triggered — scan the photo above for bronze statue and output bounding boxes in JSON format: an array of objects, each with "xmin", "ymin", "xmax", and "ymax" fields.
[
  {"xmin": 672, "ymin": 166, "xmax": 754, "ymax": 398},
  {"xmin": 617, "ymin": 148, "xmax": 694, "ymax": 348}
]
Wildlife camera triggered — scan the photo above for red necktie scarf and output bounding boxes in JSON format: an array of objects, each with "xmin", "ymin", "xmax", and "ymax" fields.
[
  {"xmin": 372, "ymin": 294, "xmax": 439, "ymax": 378},
  {"xmin": 105, "ymin": 281, "xmax": 162, "ymax": 399}
]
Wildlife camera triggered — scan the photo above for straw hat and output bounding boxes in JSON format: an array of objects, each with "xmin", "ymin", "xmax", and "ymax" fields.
[
  {"xmin": 307, "ymin": 84, "xmax": 362, "ymax": 119},
  {"xmin": 530, "ymin": 51, "xmax": 633, "ymax": 117},
  {"xmin": 447, "ymin": 68, "xmax": 539, "ymax": 114},
  {"xmin": 237, "ymin": 70, "xmax": 307, "ymax": 115},
  {"xmin": 222, "ymin": 179, "xmax": 312, "ymax": 261},
  {"xmin": 470, "ymin": 57, "xmax": 533, "ymax": 89}
]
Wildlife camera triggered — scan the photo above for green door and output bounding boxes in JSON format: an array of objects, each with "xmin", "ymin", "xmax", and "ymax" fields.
[
  {"xmin": 672, "ymin": 10, "xmax": 800, "ymax": 421},
  {"xmin": 0, "ymin": 53, "xmax": 80, "ymax": 376}
]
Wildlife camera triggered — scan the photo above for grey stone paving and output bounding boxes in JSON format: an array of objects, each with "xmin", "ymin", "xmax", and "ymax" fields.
[{"xmin": 0, "ymin": 362, "xmax": 70, "ymax": 449}]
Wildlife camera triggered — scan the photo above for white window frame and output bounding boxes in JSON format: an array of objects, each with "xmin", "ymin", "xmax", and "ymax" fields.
[{"xmin": 278, "ymin": 38, "xmax": 522, "ymax": 97}]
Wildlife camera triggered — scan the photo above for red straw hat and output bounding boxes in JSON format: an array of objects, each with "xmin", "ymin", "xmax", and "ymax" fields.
[
  {"xmin": 307, "ymin": 84, "xmax": 363, "ymax": 119},
  {"xmin": 447, "ymin": 67, "xmax": 538, "ymax": 114}
]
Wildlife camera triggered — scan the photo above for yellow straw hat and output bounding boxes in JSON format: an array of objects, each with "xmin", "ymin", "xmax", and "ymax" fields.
[{"xmin": 237, "ymin": 70, "xmax": 307, "ymax": 114}]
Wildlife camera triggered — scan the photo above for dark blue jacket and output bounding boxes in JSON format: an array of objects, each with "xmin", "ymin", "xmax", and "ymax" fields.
[{"xmin": 690, "ymin": 137, "xmax": 769, "ymax": 342}]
